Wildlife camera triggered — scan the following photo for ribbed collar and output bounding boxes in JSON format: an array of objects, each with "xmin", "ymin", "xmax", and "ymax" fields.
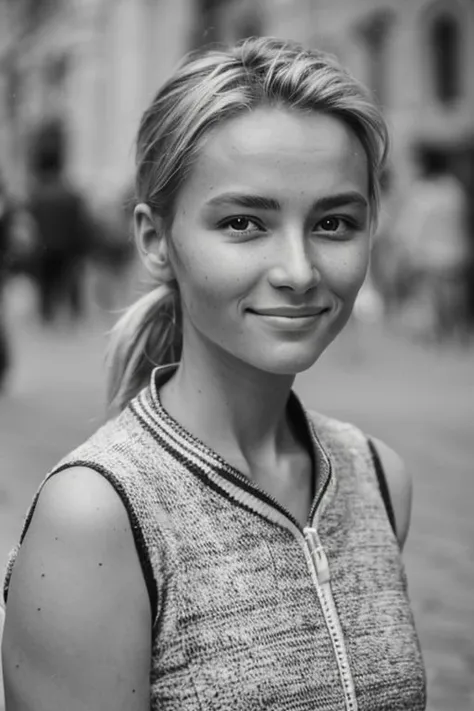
[{"xmin": 131, "ymin": 365, "xmax": 334, "ymax": 532}]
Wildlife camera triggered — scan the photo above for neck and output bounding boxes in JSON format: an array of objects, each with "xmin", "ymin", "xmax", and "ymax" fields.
[{"xmin": 159, "ymin": 334, "xmax": 296, "ymax": 468}]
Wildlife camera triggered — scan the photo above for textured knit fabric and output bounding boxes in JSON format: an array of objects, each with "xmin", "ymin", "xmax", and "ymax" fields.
[{"xmin": 3, "ymin": 366, "xmax": 426, "ymax": 710}]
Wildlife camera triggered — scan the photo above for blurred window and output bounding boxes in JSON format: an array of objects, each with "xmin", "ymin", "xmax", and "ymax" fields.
[
  {"xmin": 236, "ymin": 14, "xmax": 262, "ymax": 41},
  {"xmin": 353, "ymin": 10, "xmax": 394, "ymax": 108},
  {"xmin": 23, "ymin": 0, "xmax": 57, "ymax": 28},
  {"xmin": 45, "ymin": 54, "xmax": 70, "ymax": 90},
  {"xmin": 194, "ymin": 0, "xmax": 223, "ymax": 46},
  {"xmin": 429, "ymin": 12, "xmax": 461, "ymax": 104}
]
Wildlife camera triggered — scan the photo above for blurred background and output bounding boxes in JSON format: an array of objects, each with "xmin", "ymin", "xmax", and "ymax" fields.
[{"xmin": 0, "ymin": 1, "xmax": 473, "ymax": 710}]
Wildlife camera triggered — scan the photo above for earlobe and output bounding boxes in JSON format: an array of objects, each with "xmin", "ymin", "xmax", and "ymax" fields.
[{"xmin": 134, "ymin": 203, "xmax": 175, "ymax": 282}]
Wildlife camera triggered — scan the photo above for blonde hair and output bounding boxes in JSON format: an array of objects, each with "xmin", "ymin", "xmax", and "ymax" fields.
[{"xmin": 107, "ymin": 36, "xmax": 389, "ymax": 410}]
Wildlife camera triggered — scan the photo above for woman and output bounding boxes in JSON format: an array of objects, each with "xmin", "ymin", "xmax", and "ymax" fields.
[{"xmin": 2, "ymin": 37, "xmax": 426, "ymax": 710}]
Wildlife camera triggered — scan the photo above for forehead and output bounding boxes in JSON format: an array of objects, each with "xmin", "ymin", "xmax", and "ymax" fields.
[{"xmin": 178, "ymin": 106, "xmax": 368, "ymax": 209}]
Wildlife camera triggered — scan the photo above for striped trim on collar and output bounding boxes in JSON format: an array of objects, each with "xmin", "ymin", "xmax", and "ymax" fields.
[{"xmin": 128, "ymin": 365, "xmax": 335, "ymax": 532}]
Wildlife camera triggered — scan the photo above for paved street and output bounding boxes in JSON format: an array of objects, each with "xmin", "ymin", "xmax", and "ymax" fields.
[{"xmin": 1, "ymin": 284, "xmax": 473, "ymax": 710}]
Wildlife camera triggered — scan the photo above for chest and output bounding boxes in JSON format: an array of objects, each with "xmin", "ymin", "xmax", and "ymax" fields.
[{"xmin": 149, "ymin": 494, "xmax": 426, "ymax": 711}]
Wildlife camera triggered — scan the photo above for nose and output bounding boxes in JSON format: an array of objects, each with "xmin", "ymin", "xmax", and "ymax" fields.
[{"xmin": 268, "ymin": 230, "xmax": 320, "ymax": 294}]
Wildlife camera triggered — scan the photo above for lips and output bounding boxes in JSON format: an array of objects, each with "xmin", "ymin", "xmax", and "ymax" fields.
[{"xmin": 249, "ymin": 307, "xmax": 328, "ymax": 318}]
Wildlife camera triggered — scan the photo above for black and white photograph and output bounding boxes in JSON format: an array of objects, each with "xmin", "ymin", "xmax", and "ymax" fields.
[{"xmin": 0, "ymin": 1, "xmax": 473, "ymax": 709}]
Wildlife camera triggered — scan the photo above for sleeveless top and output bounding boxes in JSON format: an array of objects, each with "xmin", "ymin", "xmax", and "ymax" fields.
[{"xmin": 3, "ymin": 366, "xmax": 426, "ymax": 711}]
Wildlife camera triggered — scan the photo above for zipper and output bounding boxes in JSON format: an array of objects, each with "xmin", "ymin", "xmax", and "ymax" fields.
[{"xmin": 304, "ymin": 527, "xmax": 358, "ymax": 711}]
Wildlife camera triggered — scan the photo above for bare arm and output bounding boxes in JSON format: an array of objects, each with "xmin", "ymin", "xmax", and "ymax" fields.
[
  {"xmin": 370, "ymin": 437, "xmax": 413, "ymax": 551},
  {"xmin": 2, "ymin": 467, "xmax": 152, "ymax": 710}
]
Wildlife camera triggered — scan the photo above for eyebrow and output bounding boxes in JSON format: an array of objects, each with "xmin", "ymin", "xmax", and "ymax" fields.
[{"xmin": 205, "ymin": 191, "xmax": 368, "ymax": 212}]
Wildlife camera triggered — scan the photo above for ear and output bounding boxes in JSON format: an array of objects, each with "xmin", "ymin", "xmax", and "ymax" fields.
[{"xmin": 134, "ymin": 203, "xmax": 175, "ymax": 282}]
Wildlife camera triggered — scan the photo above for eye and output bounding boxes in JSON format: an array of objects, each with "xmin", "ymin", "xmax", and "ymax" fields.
[
  {"xmin": 319, "ymin": 217, "xmax": 344, "ymax": 232},
  {"xmin": 227, "ymin": 217, "xmax": 253, "ymax": 231},
  {"xmin": 314, "ymin": 215, "xmax": 358, "ymax": 237},
  {"xmin": 219, "ymin": 216, "xmax": 263, "ymax": 235}
]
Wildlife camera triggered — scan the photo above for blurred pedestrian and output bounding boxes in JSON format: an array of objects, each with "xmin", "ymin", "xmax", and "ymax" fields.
[
  {"xmin": 369, "ymin": 168, "xmax": 405, "ymax": 316},
  {"xmin": 395, "ymin": 147, "xmax": 470, "ymax": 342},
  {"xmin": 2, "ymin": 38, "xmax": 426, "ymax": 710},
  {"xmin": 90, "ymin": 183, "xmax": 137, "ymax": 312},
  {"xmin": 26, "ymin": 120, "xmax": 93, "ymax": 324},
  {"xmin": 0, "ymin": 175, "xmax": 13, "ymax": 391}
]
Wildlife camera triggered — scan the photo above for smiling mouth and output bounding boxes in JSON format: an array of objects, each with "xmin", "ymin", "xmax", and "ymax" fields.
[{"xmin": 248, "ymin": 308, "xmax": 328, "ymax": 318}]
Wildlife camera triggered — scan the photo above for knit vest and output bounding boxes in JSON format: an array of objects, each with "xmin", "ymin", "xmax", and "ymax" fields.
[{"xmin": 3, "ymin": 367, "xmax": 426, "ymax": 710}]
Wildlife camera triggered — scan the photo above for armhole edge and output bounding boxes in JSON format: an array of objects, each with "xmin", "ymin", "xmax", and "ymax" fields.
[
  {"xmin": 2, "ymin": 462, "xmax": 159, "ymax": 635},
  {"xmin": 367, "ymin": 438, "xmax": 398, "ymax": 541}
]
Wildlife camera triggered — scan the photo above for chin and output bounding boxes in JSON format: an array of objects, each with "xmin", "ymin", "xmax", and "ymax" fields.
[
  {"xmin": 251, "ymin": 342, "xmax": 332, "ymax": 377},
  {"xmin": 247, "ymin": 308, "xmax": 350, "ymax": 375}
]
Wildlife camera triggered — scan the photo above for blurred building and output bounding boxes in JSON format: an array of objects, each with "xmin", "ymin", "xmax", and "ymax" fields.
[
  {"xmin": 0, "ymin": 0, "xmax": 197, "ymax": 209},
  {"xmin": 1, "ymin": 0, "xmax": 473, "ymax": 232}
]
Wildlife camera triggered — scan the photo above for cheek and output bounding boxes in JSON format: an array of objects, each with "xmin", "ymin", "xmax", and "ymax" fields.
[
  {"xmin": 172, "ymin": 238, "xmax": 248, "ymax": 317},
  {"xmin": 319, "ymin": 241, "xmax": 370, "ymax": 296}
]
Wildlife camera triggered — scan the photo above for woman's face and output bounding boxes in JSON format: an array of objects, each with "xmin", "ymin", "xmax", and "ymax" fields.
[{"xmin": 169, "ymin": 106, "xmax": 371, "ymax": 376}]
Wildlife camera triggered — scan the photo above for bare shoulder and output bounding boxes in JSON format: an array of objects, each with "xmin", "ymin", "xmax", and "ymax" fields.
[
  {"xmin": 25, "ymin": 464, "xmax": 124, "ymax": 521},
  {"xmin": 2, "ymin": 466, "xmax": 151, "ymax": 710},
  {"xmin": 27, "ymin": 465, "xmax": 135, "ymax": 537},
  {"xmin": 370, "ymin": 437, "xmax": 413, "ymax": 551}
]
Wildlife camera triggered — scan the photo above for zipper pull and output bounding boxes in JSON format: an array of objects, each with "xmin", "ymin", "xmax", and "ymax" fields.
[
  {"xmin": 304, "ymin": 527, "xmax": 331, "ymax": 585},
  {"xmin": 313, "ymin": 545, "xmax": 330, "ymax": 585}
]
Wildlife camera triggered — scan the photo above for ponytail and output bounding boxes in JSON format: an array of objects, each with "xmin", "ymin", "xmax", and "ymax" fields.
[{"xmin": 106, "ymin": 284, "xmax": 182, "ymax": 411}]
